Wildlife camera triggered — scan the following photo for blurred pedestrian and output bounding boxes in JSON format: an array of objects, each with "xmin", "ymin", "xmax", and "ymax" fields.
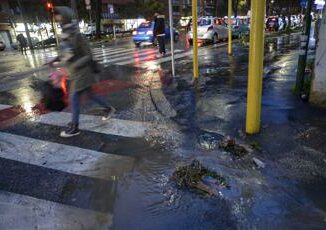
[
  {"xmin": 186, "ymin": 19, "xmax": 192, "ymax": 33},
  {"xmin": 153, "ymin": 12, "xmax": 166, "ymax": 56},
  {"xmin": 16, "ymin": 34, "xmax": 27, "ymax": 55},
  {"xmin": 52, "ymin": 6, "xmax": 115, "ymax": 138}
]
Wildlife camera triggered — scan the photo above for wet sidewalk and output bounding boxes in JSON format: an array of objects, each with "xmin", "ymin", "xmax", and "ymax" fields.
[{"xmin": 145, "ymin": 33, "xmax": 326, "ymax": 228}]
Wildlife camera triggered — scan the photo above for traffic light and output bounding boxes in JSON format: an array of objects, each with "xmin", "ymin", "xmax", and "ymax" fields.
[{"xmin": 46, "ymin": 2, "xmax": 54, "ymax": 11}]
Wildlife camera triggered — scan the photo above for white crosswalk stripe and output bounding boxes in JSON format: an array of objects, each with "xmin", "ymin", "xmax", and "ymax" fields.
[
  {"xmin": 98, "ymin": 48, "xmax": 158, "ymax": 64},
  {"xmin": 33, "ymin": 111, "xmax": 153, "ymax": 138},
  {"xmin": 0, "ymin": 105, "xmax": 12, "ymax": 110},
  {"xmin": 0, "ymin": 103, "xmax": 152, "ymax": 227},
  {"xmin": 93, "ymin": 47, "xmax": 156, "ymax": 59},
  {"xmin": 0, "ymin": 132, "xmax": 134, "ymax": 181},
  {"xmin": 0, "ymin": 191, "xmax": 112, "ymax": 229}
]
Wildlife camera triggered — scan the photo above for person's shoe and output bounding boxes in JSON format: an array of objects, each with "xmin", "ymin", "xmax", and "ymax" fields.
[
  {"xmin": 102, "ymin": 106, "xmax": 116, "ymax": 121},
  {"xmin": 60, "ymin": 123, "xmax": 80, "ymax": 138}
]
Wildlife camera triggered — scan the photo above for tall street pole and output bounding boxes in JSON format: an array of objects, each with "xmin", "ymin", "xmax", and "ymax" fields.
[
  {"xmin": 228, "ymin": 0, "xmax": 232, "ymax": 55},
  {"xmin": 295, "ymin": 0, "xmax": 313, "ymax": 94},
  {"xmin": 245, "ymin": 0, "xmax": 266, "ymax": 134},
  {"xmin": 17, "ymin": 0, "xmax": 33, "ymax": 50},
  {"xmin": 48, "ymin": 5, "xmax": 59, "ymax": 47},
  {"xmin": 85, "ymin": 0, "xmax": 92, "ymax": 26},
  {"xmin": 168, "ymin": 0, "xmax": 175, "ymax": 77},
  {"xmin": 192, "ymin": 0, "xmax": 199, "ymax": 80},
  {"xmin": 71, "ymin": 0, "xmax": 79, "ymax": 20}
]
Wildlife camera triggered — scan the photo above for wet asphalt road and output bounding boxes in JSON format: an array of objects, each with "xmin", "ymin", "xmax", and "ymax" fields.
[{"xmin": 0, "ymin": 32, "xmax": 326, "ymax": 229}]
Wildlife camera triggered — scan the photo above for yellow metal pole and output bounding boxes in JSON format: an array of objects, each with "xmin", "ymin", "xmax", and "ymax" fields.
[
  {"xmin": 192, "ymin": 0, "xmax": 199, "ymax": 79},
  {"xmin": 245, "ymin": 0, "xmax": 266, "ymax": 134},
  {"xmin": 228, "ymin": 0, "xmax": 232, "ymax": 55}
]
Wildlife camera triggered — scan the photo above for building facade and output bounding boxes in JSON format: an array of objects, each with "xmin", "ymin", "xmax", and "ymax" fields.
[
  {"xmin": 172, "ymin": 0, "xmax": 218, "ymax": 18},
  {"xmin": 0, "ymin": 0, "xmax": 15, "ymax": 49}
]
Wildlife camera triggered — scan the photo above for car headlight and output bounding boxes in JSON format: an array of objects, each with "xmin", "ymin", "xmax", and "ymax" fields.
[
  {"xmin": 132, "ymin": 31, "xmax": 137, "ymax": 35},
  {"xmin": 146, "ymin": 31, "xmax": 153, "ymax": 35}
]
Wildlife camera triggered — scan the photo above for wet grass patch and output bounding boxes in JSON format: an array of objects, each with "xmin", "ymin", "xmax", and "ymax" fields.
[{"xmin": 172, "ymin": 160, "xmax": 229, "ymax": 196}]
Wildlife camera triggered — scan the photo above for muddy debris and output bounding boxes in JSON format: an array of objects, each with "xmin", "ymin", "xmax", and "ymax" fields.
[
  {"xmin": 198, "ymin": 131, "xmax": 223, "ymax": 151},
  {"xmin": 172, "ymin": 160, "xmax": 229, "ymax": 196},
  {"xmin": 253, "ymin": 157, "xmax": 266, "ymax": 169},
  {"xmin": 219, "ymin": 136, "xmax": 249, "ymax": 158},
  {"xmin": 250, "ymin": 141, "xmax": 263, "ymax": 152}
]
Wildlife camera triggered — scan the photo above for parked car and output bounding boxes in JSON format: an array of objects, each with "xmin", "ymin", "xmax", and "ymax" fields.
[
  {"xmin": 290, "ymin": 15, "xmax": 300, "ymax": 27},
  {"xmin": 224, "ymin": 17, "xmax": 250, "ymax": 38},
  {"xmin": 83, "ymin": 29, "xmax": 106, "ymax": 38},
  {"xmin": 132, "ymin": 21, "xmax": 179, "ymax": 47},
  {"xmin": 266, "ymin": 16, "xmax": 280, "ymax": 31},
  {"xmin": 35, "ymin": 36, "xmax": 56, "ymax": 47},
  {"xmin": 278, "ymin": 17, "xmax": 286, "ymax": 30},
  {"xmin": 11, "ymin": 42, "xmax": 18, "ymax": 50},
  {"xmin": 0, "ymin": 39, "xmax": 6, "ymax": 51},
  {"xmin": 188, "ymin": 17, "xmax": 228, "ymax": 44},
  {"xmin": 31, "ymin": 37, "xmax": 40, "ymax": 47}
]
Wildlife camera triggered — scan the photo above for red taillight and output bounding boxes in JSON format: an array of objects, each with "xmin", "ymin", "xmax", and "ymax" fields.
[{"xmin": 207, "ymin": 26, "xmax": 213, "ymax": 32}]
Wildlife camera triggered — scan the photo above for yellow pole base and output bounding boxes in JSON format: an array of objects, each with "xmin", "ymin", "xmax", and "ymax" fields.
[
  {"xmin": 228, "ymin": 0, "xmax": 232, "ymax": 55},
  {"xmin": 192, "ymin": 0, "xmax": 199, "ymax": 79},
  {"xmin": 245, "ymin": 0, "xmax": 266, "ymax": 134}
]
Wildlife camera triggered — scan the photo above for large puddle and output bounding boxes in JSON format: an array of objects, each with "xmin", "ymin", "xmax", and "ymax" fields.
[{"xmin": 110, "ymin": 33, "xmax": 326, "ymax": 228}]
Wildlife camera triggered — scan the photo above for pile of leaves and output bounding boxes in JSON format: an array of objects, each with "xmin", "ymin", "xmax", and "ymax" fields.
[
  {"xmin": 172, "ymin": 160, "xmax": 228, "ymax": 195},
  {"xmin": 219, "ymin": 137, "xmax": 249, "ymax": 158}
]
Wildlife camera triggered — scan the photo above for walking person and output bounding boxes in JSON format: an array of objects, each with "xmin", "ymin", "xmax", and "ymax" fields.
[
  {"xmin": 52, "ymin": 7, "xmax": 115, "ymax": 138},
  {"xmin": 153, "ymin": 12, "xmax": 166, "ymax": 56},
  {"xmin": 16, "ymin": 34, "xmax": 27, "ymax": 55}
]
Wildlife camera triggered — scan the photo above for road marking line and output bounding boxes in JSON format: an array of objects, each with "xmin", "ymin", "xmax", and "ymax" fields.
[
  {"xmin": 32, "ymin": 112, "xmax": 152, "ymax": 138},
  {"xmin": 93, "ymin": 48, "xmax": 156, "ymax": 60},
  {"xmin": 92, "ymin": 47, "xmax": 136, "ymax": 56},
  {"xmin": 0, "ymin": 191, "xmax": 112, "ymax": 228},
  {"xmin": 0, "ymin": 132, "xmax": 134, "ymax": 181},
  {"xmin": 99, "ymin": 49, "xmax": 158, "ymax": 64},
  {"xmin": 133, "ymin": 50, "xmax": 192, "ymax": 68},
  {"xmin": 92, "ymin": 47, "xmax": 121, "ymax": 52},
  {"xmin": 0, "ymin": 104, "xmax": 12, "ymax": 110},
  {"xmin": 117, "ymin": 49, "xmax": 184, "ymax": 66},
  {"xmin": 133, "ymin": 43, "xmax": 228, "ymax": 68}
]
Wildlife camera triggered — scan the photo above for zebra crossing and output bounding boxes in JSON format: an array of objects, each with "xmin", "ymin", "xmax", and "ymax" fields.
[
  {"xmin": 91, "ymin": 46, "xmax": 185, "ymax": 68},
  {"xmin": 0, "ymin": 103, "xmax": 157, "ymax": 229},
  {"xmin": 0, "ymin": 45, "xmax": 187, "ymax": 78},
  {"xmin": 0, "ymin": 41, "xmax": 230, "ymax": 80},
  {"xmin": 25, "ymin": 46, "xmax": 187, "ymax": 68}
]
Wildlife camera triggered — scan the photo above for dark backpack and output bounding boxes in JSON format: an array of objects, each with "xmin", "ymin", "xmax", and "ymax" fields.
[{"xmin": 41, "ymin": 82, "xmax": 67, "ymax": 111}]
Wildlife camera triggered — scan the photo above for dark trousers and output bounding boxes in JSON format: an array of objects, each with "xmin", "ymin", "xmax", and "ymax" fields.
[
  {"xmin": 157, "ymin": 35, "xmax": 166, "ymax": 54},
  {"xmin": 71, "ymin": 88, "xmax": 110, "ymax": 124},
  {"xmin": 20, "ymin": 46, "xmax": 27, "ymax": 55}
]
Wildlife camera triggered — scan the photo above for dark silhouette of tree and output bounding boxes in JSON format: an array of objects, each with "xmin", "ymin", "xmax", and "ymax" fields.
[{"xmin": 95, "ymin": 0, "xmax": 101, "ymax": 38}]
